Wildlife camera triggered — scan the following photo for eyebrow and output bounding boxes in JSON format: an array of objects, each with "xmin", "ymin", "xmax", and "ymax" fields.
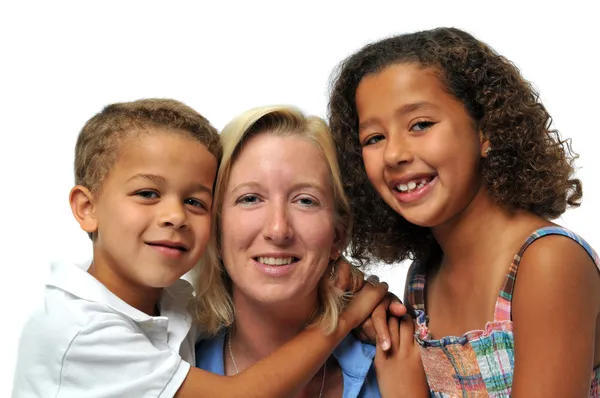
[
  {"xmin": 128, "ymin": 173, "xmax": 213, "ymax": 194},
  {"xmin": 358, "ymin": 101, "xmax": 438, "ymax": 132},
  {"xmin": 230, "ymin": 181, "xmax": 327, "ymax": 195}
]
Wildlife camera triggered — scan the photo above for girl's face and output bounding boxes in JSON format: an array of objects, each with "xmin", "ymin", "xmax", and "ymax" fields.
[{"xmin": 356, "ymin": 63, "xmax": 486, "ymax": 228}]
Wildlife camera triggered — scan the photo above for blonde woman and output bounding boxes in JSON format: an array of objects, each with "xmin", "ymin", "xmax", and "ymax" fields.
[{"xmin": 195, "ymin": 106, "xmax": 382, "ymax": 397}]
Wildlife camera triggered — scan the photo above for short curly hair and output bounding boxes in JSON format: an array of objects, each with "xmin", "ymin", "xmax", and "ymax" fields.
[
  {"xmin": 328, "ymin": 27, "xmax": 582, "ymax": 265},
  {"xmin": 75, "ymin": 98, "xmax": 222, "ymax": 194}
]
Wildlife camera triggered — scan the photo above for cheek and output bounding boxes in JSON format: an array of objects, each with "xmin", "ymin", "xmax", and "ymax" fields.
[
  {"xmin": 297, "ymin": 215, "xmax": 336, "ymax": 263},
  {"xmin": 191, "ymin": 215, "xmax": 212, "ymax": 244},
  {"xmin": 362, "ymin": 150, "xmax": 386, "ymax": 190},
  {"xmin": 220, "ymin": 208, "xmax": 262, "ymax": 261}
]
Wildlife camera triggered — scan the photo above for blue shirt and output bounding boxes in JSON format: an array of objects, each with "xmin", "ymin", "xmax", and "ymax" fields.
[{"xmin": 196, "ymin": 331, "xmax": 381, "ymax": 397}]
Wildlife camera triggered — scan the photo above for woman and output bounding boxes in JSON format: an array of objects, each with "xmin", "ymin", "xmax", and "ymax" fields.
[{"xmin": 195, "ymin": 106, "xmax": 381, "ymax": 397}]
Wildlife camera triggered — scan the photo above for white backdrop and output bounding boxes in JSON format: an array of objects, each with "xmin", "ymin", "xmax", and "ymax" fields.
[{"xmin": 1, "ymin": 0, "xmax": 598, "ymax": 394}]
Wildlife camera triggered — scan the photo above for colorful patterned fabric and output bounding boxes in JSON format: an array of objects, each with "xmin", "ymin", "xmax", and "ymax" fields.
[{"xmin": 407, "ymin": 226, "xmax": 600, "ymax": 397}]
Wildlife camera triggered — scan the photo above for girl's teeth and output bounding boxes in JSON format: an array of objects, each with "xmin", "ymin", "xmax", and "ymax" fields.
[{"xmin": 397, "ymin": 178, "xmax": 431, "ymax": 193}]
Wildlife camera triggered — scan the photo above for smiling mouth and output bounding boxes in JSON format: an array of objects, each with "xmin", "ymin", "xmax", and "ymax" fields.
[
  {"xmin": 254, "ymin": 256, "xmax": 299, "ymax": 266},
  {"xmin": 146, "ymin": 242, "xmax": 188, "ymax": 252},
  {"xmin": 394, "ymin": 176, "xmax": 435, "ymax": 193}
]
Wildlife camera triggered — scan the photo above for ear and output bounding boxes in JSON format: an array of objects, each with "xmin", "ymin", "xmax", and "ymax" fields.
[
  {"xmin": 479, "ymin": 130, "xmax": 491, "ymax": 157},
  {"xmin": 69, "ymin": 185, "xmax": 98, "ymax": 235}
]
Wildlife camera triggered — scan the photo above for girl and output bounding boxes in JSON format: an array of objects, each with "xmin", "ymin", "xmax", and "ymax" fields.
[{"xmin": 328, "ymin": 27, "xmax": 600, "ymax": 397}]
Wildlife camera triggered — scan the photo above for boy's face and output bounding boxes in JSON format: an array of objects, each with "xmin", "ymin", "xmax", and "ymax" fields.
[{"xmin": 88, "ymin": 130, "xmax": 217, "ymax": 290}]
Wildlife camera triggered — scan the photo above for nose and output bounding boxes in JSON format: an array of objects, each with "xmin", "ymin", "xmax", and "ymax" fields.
[
  {"xmin": 383, "ymin": 131, "xmax": 413, "ymax": 168},
  {"xmin": 157, "ymin": 198, "xmax": 188, "ymax": 230},
  {"xmin": 263, "ymin": 201, "xmax": 293, "ymax": 244}
]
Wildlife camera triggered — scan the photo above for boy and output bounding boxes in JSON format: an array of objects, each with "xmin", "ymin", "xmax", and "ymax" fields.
[{"xmin": 12, "ymin": 99, "xmax": 388, "ymax": 398}]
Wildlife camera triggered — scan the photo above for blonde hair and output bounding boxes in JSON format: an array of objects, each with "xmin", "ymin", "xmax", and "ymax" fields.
[{"xmin": 193, "ymin": 105, "xmax": 352, "ymax": 335}]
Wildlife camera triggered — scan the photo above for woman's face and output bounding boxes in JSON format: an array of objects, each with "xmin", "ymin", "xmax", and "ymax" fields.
[{"xmin": 220, "ymin": 133, "xmax": 338, "ymax": 306}]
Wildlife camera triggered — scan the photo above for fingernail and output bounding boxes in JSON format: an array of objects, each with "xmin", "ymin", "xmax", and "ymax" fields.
[{"xmin": 382, "ymin": 340, "xmax": 390, "ymax": 351}]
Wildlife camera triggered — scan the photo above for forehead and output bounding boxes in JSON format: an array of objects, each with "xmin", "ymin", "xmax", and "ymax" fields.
[
  {"xmin": 108, "ymin": 129, "xmax": 217, "ymax": 182},
  {"xmin": 228, "ymin": 134, "xmax": 330, "ymax": 187},
  {"xmin": 357, "ymin": 64, "xmax": 444, "ymax": 106}
]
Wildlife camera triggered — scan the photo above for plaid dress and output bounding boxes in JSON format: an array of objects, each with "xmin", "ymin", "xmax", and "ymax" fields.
[{"xmin": 406, "ymin": 226, "xmax": 600, "ymax": 397}]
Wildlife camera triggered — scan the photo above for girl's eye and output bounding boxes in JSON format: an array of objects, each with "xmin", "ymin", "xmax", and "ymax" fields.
[
  {"xmin": 363, "ymin": 134, "xmax": 384, "ymax": 146},
  {"xmin": 411, "ymin": 120, "xmax": 435, "ymax": 132},
  {"xmin": 136, "ymin": 190, "xmax": 159, "ymax": 199},
  {"xmin": 185, "ymin": 198, "xmax": 207, "ymax": 210},
  {"xmin": 237, "ymin": 195, "xmax": 261, "ymax": 205}
]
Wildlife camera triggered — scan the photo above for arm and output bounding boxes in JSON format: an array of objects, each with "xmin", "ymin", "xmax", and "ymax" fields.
[
  {"xmin": 511, "ymin": 235, "xmax": 600, "ymax": 397},
  {"xmin": 177, "ymin": 281, "xmax": 389, "ymax": 398}
]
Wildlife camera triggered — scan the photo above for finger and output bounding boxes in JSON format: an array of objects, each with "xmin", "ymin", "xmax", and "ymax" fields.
[
  {"xmin": 365, "ymin": 274, "xmax": 380, "ymax": 286},
  {"xmin": 332, "ymin": 257, "xmax": 351, "ymax": 291},
  {"xmin": 343, "ymin": 281, "xmax": 389, "ymax": 328},
  {"xmin": 350, "ymin": 263, "xmax": 365, "ymax": 293},
  {"xmin": 398, "ymin": 315, "xmax": 416, "ymax": 356},
  {"xmin": 357, "ymin": 318, "xmax": 377, "ymax": 344},
  {"xmin": 351, "ymin": 327, "xmax": 372, "ymax": 344},
  {"xmin": 370, "ymin": 296, "xmax": 391, "ymax": 351},
  {"xmin": 388, "ymin": 315, "xmax": 400, "ymax": 354},
  {"xmin": 389, "ymin": 300, "xmax": 408, "ymax": 318}
]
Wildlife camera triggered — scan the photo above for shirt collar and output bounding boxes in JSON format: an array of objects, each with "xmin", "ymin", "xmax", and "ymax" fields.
[
  {"xmin": 46, "ymin": 261, "xmax": 194, "ymax": 323},
  {"xmin": 333, "ymin": 333, "xmax": 376, "ymax": 379}
]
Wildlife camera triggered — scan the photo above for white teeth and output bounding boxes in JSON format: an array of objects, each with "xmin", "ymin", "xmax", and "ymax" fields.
[
  {"xmin": 258, "ymin": 257, "xmax": 294, "ymax": 266},
  {"xmin": 396, "ymin": 178, "xmax": 430, "ymax": 193}
]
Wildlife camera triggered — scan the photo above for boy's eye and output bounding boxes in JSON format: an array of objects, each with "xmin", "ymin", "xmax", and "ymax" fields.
[
  {"xmin": 136, "ymin": 190, "xmax": 159, "ymax": 199},
  {"xmin": 411, "ymin": 121, "xmax": 435, "ymax": 132},
  {"xmin": 185, "ymin": 198, "xmax": 207, "ymax": 210}
]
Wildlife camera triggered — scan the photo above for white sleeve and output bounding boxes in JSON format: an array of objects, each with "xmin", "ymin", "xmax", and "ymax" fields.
[{"xmin": 57, "ymin": 312, "xmax": 190, "ymax": 398}]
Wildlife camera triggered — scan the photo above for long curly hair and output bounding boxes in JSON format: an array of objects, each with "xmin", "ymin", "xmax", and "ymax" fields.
[{"xmin": 328, "ymin": 27, "xmax": 582, "ymax": 265}]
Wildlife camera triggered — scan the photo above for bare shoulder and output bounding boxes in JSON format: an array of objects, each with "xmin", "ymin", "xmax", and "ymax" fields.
[{"xmin": 515, "ymin": 232, "xmax": 600, "ymax": 316}]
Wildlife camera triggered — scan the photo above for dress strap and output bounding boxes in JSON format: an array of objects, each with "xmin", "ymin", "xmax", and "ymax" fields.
[
  {"xmin": 405, "ymin": 260, "xmax": 427, "ymax": 311},
  {"xmin": 494, "ymin": 226, "xmax": 600, "ymax": 322}
]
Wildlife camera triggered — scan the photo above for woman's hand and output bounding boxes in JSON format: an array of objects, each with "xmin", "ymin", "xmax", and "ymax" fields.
[{"xmin": 374, "ymin": 316, "xmax": 428, "ymax": 398}]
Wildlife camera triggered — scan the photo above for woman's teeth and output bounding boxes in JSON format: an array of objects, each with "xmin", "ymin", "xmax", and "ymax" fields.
[
  {"xmin": 257, "ymin": 257, "xmax": 295, "ymax": 266},
  {"xmin": 396, "ymin": 178, "xmax": 430, "ymax": 193}
]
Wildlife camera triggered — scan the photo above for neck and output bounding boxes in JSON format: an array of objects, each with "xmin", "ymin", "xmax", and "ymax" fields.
[
  {"xmin": 88, "ymin": 252, "xmax": 161, "ymax": 316},
  {"xmin": 431, "ymin": 187, "xmax": 521, "ymax": 268},
  {"xmin": 229, "ymin": 288, "xmax": 318, "ymax": 368}
]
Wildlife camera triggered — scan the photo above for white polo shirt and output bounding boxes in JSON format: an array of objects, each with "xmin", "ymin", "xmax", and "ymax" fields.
[{"xmin": 12, "ymin": 262, "xmax": 197, "ymax": 398}]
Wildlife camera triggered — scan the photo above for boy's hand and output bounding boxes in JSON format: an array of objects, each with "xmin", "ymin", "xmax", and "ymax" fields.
[
  {"xmin": 331, "ymin": 255, "xmax": 364, "ymax": 294},
  {"xmin": 354, "ymin": 292, "xmax": 408, "ymax": 351},
  {"xmin": 374, "ymin": 316, "xmax": 429, "ymax": 398},
  {"xmin": 338, "ymin": 278, "xmax": 388, "ymax": 333}
]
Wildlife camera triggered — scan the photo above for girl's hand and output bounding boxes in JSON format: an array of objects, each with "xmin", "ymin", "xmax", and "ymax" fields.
[{"xmin": 374, "ymin": 316, "xmax": 429, "ymax": 398}]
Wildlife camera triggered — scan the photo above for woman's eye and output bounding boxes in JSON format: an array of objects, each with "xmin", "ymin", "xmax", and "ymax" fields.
[
  {"xmin": 237, "ymin": 195, "xmax": 260, "ymax": 205},
  {"xmin": 136, "ymin": 190, "xmax": 159, "ymax": 199},
  {"xmin": 363, "ymin": 134, "xmax": 384, "ymax": 146},
  {"xmin": 297, "ymin": 197, "xmax": 318, "ymax": 207},
  {"xmin": 411, "ymin": 121, "xmax": 435, "ymax": 132}
]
